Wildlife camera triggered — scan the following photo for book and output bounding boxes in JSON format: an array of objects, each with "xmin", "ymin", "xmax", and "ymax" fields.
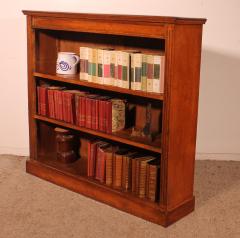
[
  {"xmin": 116, "ymin": 51, "xmax": 122, "ymax": 88},
  {"xmin": 37, "ymin": 85, "xmax": 48, "ymax": 116},
  {"xmin": 133, "ymin": 53, "xmax": 142, "ymax": 90},
  {"xmin": 105, "ymin": 100, "xmax": 112, "ymax": 134},
  {"xmin": 121, "ymin": 52, "xmax": 130, "ymax": 89},
  {"xmin": 97, "ymin": 49, "xmax": 104, "ymax": 84},
  {"xmin": 87, "ymin": 140, "xmax": 99, "ymax": 177},
  {"xmin": 103, "ymin": 49, "xmax": 112, "ymax": 85},
  {"xmin": 111, "ymin": 99, "xmax": 125, "ymax": 133},
  {"xmin": 87, "ymin": 47, "xmax": 93, "ymax": 82},
  {"xmin": 85, "ymin": 94, "xmax": 97, "ymax": 129},
  {"xmin": 91, "ymin": 96, "xmax": 99, "ymax": 130},
  {"xmin": 147, "ymin": 55, "xmax": 154, "ymax": 92},
  {"xmin": 138, "ymin": 156, "xmax": 155, "ymax": 198},
  {"xmin": 105, "ymin": 146, "xmax": 114, "ymax": 186},
  {"xmin": 141, "ymin": 54, "xmax": 147, "ymax": 91},
  {"xmin": 92, "ymin": 48, "xmax": 98, "ymax": 83},
  {"xmin": 146, "ymin": 159, "xmax": 160, "ymax": 202},
  {"xmin": 113, "ymin": 149, "xmax": 128, "ymax": 188},
  {"xmin": 80, "ymin": 47, "xmax": 89, "ymax": 81},
  {"xmin": 110, "ymin": 51, "xmax": 116, "ymax": 86},
  {"xmin": 159, "ymin": 55, "xmax": 165, "ymax": 93}
]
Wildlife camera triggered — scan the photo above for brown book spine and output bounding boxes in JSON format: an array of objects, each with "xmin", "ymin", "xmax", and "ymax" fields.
[
  {"xmin": 48, "ymin": 89, "xmax": 55, "ymax": 118},
  {"xmin": 135, "ymin": 159, "xmax": 140, "ymax": 195},
  {"xmin": 122, "ymin": 156, "xmax": 131, "ymax": 191},
  {"xmin": 131, "ymin": 159, "xmax": 137, "ymax": 193},
  {"xmin": 113, "ymin": 153, "xmax": 123, "ymax": 188},
  {"xmin": 79, "ymin": 96, "xmax": 86, "ymax": 127},
  {"xmin": 147, "ymin": 164, "xmax": 160, "ymax": 202},
  {"xmin": 138, "ymin": 160, "xmax": 148, "ymax": 198},
  {"xmin": 105, "ymin": 150, "xmax": 113, "ymax": 186},
  {"xmin": 99, "ymin": 100, "xmax": 104, "ymax": 132}
]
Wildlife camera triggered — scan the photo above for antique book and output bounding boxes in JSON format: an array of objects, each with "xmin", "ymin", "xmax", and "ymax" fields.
[
  {"xmin": 141, "ymin": 54, "xmax": 148, "ymax": 91},
  {"xmin": 97, "ymin": 48, "xmax": 104, "ymax": 84},
  {"xmin": 92, "ymin": 48, "xmax": 98, "ymax": 83},
  {"xmin": 147, "ymin": 54, "xmax": 154, "ymax": 92},
  {"xmin": 80, "ymin": 46, "xmax": 89, "ymax": 81},
  {"xmin": 133, "ymin": 53, "xmax": 142, "ymax": 91},
  {"xmin": 121, "ymin": 51, "xmax": 130, "ymax": 89},
  {"xmin": 111, "ymin": 99, "xmax": 125, "ymax": 133},
  {"xmin": 103, "ymin": 49, "xmax": 112, "ymax": 85},
  {"xmin": 146, "ymin": 159, "xmax": 161, "ymax": 202},
  {"xmin": 87, "ymin": 47, "xmax": 93, "ymax": 82}
]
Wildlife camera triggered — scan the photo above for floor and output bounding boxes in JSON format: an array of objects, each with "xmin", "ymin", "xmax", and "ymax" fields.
[{"xmin": 0, "ymin": 155, "xmax": 239, "ymax": 238}]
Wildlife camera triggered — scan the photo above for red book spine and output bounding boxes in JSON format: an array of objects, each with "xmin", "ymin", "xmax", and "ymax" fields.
[
  {"xmin": 98, "ymin": 100, "xmax": 104, "ymax": 132},
  {"xmin": 85, "ymin": 97, "xmax": 92, "ymax": 129},
  {"xmin": 102, "ymin": 101, "xmax": 108, "ymax": 132},
  {"xmin": 91, "ymin": 99, "xmax": 97, "ymax": 130},
  {"xmin": 95, "ymin": 99, "xmax": 99, "ymax": 130},
  {"xmin": 106, "ymin": 101, "xmax": 112, "ymax": 134},
  {"xmin": 37, "ymin": 86, "xmax": 41, "ymax": 115},
  {"xmin": 79, "ymin": 96, "xmax": 86, "ymax": 127},
  {"xmin": 58, "ymin": 91, "xmax": 63, "ymax": 121},
  {"xmin": 54, "ymin": 90, "xmax": 59, "ymax": 120},
  {"xmin": 66, "ymin": 93, "xmax": 71, "ymax": 123},
  {"xmin": 118, "ymin": 65, "xmax": 122, "ymax": 81},
  {"xmin": 48, "ymin": 90, "xmax": 55, "ymax": 119},
  {"xmin": 62, "ymin": 92, "xmax": 67, "ymax": 122},
  {"xmin": 41, "ymin": 87, "xmax": 48, "ymax": 116},
  {"xmin": 69, "ymin": 93, "xmax": 75, "ymax": 124}
]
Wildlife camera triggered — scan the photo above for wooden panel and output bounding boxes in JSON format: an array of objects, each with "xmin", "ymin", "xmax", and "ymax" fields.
[
  {"xmin": 164, "ymin": 24, "xmax": 203, "ymax": 210},
  {"xmin": 23, "ymin": 10, "xmax": 207, "ymax": 25},
  {"xmin": 32, "ymin": 17, "xmax": 167, "ymax": 39},
  {"xmin": 26, "ymin": 16, "xmax": 37, "ymax": 159}
]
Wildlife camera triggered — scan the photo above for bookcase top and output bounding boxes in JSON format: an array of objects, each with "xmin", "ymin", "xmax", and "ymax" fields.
[{"xmin": 22, "ymin": 10, "xmax": 206, "ymax": 25}]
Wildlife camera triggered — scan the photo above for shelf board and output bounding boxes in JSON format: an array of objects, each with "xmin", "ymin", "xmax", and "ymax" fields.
[
  {"xmin": 34, "ymin": 71, "xmax": 164, "ymax": 101},
  {"xmin": 34, "ymin": 114, "xmax": 162, "ymax": 153}
]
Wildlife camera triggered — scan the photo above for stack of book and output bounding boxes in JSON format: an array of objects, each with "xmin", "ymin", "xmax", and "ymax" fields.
[
  {"xmin": 87, "ymin": 140, "xmax": 160, "ymax": 202},
  {"xmin": 37, "ymin": 84, "xmax": 126, "ymax": 134},
  {"xmin": 79, "ymin": 46, "xmax": 165, "ymax": 93}
]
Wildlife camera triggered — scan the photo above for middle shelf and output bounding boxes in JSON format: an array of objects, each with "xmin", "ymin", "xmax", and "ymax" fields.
[{"xmin": 34, "ymin": 114, "xmax": 162, "ymax": 153}]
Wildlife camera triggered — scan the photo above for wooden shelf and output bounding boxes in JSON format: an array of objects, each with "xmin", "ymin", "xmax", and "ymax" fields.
[
  {"xmin": 34, "ymin": 114, "xmax": 162, "ymax": 153},
  {"xmin": 34, "ymin": 72, "xmax": 164, "ymax": 101}
]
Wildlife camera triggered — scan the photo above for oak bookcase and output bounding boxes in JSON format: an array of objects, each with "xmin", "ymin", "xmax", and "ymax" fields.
[{"xmin": 23, "ymin": 10, "xmax": 206, "ymax": 227}]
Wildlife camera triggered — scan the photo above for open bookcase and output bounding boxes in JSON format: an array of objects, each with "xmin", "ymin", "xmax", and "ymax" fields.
[{"xmin": 23, "ymin": 11, "xmax": 206, "ymax": 226}]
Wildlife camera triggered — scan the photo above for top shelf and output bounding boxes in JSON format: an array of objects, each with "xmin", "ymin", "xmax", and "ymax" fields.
[{"xmin": 34, "ymin": 71, "xmax": 164, "ymax": 101}]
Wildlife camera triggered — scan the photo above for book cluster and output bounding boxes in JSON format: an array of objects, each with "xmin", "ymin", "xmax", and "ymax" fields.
[
  {"xmin": 37, "ymin": 85, "xmax": 126, "ymax": 133},
  {"xmin": 88, "ymin": 140, "xmax": 160, "ymax": 202},
  {"xmin": 79, "ymin": 47, "xmax": 165, "ymax": 93}
]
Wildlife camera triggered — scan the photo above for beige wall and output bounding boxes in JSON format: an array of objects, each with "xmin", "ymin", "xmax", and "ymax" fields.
[{"xmin": 0, "ymin": 1, "xmax": 239, "ymax": 159}]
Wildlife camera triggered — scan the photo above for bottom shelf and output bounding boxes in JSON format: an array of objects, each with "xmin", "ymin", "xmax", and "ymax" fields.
[{"xmin": 26, "ymin": 158, "xmax": 195, "ymax": 227}]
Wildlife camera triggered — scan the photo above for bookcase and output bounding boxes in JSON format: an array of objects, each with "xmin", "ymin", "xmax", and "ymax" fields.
[{"xmin": 23, "ymin": 10, "xmax": 206, "ymax": 227}]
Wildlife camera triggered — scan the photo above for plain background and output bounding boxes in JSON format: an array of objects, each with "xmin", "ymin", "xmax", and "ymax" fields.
[{"xmin": 0, "ymin": 0, "xmax": 239, "ymax": 160}]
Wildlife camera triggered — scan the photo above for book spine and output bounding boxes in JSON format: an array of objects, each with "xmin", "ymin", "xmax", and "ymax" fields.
[
  {"xmin": 141, "ymin": 54, "xmax": 147, "ymax": 91},
  {"xmin": 122, "ymin": 156, "xmax": 131, "ymax": 191},
  {"xmin": 114, "ymin": 51, "xmax": 119, "ymax": 87},
  {"xmin": 105, "ymin": 151, "xmax": 113, "ymax": 186},
  {"xmin": 95, "ymin": 146, "xmax": 102, "ymax": 181},
  {"xmin": 97, "ymin": 49, "xmax": 104, "ymax": 84},
  {"xmin": 87, "ymin": 48, "xmax": 93, "ymax": 82},
  {"xmin": 138, "ymin": 161, "xmax": 148, "ymax": 198},
  {"xmin": 153, "ymin": 55, "xmax": 161, "ymax": 93},
  {"xmin": 111, "ymin": 99, "xmax": 125, "ymax": 132},
  {"xmin": 85, "ymin": 97, "xmax": 92, "ymax": 129},
  {"xmin": 98, "ymin": 100, "xmax": 104, "ymax": 132},
  {"xmin": 95, "ymin": 98, "xmax": 99, "ymax": 130},
  {"xmin": 91, "ymin": 98, "xmax": 97, "ymax": 130},
  {"xmin": 106, "ymin": 100, "xmax": 112, "ymax": 134},
  {"xmin": 79, "ymin": 96, "xmax": 86, "ymax": 127},
  {"xmin": 92, "ymin": 48, "xmax": 98, "ymax": 83},
  {"xmin": 58, "ymin": 91, "xmax": 63, "ymax": 121},
  {"xmin": 147, "ymin": 54, "xmax": 154, "ymax": 92},
  {"xmin": 121, "ymin": 52, "xmax": 130, "ymax": 89},
  {"xmin": 62, "ymin": 92, "xmax": 67, "ymax": 122},
  {"xmin": 147, "ymin": 165, "xmax": 158, "ymax": 201},
  {"xmin": 134, "ymin": 54, "xmax": 142, "ymax": 91},
  {"xmin": 160, "ymin": 55, "xmax": 165, "ymax": 93},
  {"xmin": 53, "ymin": 90, "xmax": 59, "ymax": 120},
  {"xmin": 48, "ymin": 90, "xmax": 55, "ymax": 118},
  {"xmin": 117, "ymin": 51, "xmax": 122, "ymax": 88},
  {"xmin": 80, "ymin": 47, "xmax": 89, "ymax": 81},
  {"xmin": 130, "ymin": 54, "xmax": 135, "ymax": 90},
  {"xmin": 75, "ymin": 95, "xmax": 80, "ymax": 126},
  {"xmin": 131, "ymin": 159, "xmax": 137, "ymax": 193},
  {"xmin": 113, "ymin": 154, "xmax": 122, "ymax": 188},
  {"xmin": 110, "ymin": 51, "xmax": 116, "ymax": 86},
  {"xmin": 102, "ymin": 100, "xmax": 107, "ymax": 132},
  {"xmin": 37, "ymin": 86, "xmax": 41, "ymax": 115},
  {"xmin": 103, "ymin": 50, "xmax": 111, "ymax": 85}
]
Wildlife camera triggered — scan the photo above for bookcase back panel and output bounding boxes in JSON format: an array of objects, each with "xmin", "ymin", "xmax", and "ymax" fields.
[{"xmin": 35, "ymin": 29, "xmax": 165, "ymax": 73}]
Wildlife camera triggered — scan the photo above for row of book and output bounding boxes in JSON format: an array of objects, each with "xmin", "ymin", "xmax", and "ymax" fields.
[
  {"xmin": 37, "ymin": 84, "xmax": 126, "ymax": 133},
  {"xmin": 79, "ymin": 46, "xmax": 165, "ymax": 93},
  {"xmin": 88, "ymin": 140, "xmax": 160, "ymax": 202}
]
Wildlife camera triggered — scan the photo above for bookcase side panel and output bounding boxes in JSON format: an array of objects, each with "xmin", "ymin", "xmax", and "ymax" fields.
[
  {"xmin": 165, "ymin": 24, "xmax": 203, "ymax": 210},
  {"xmin": 27, "ymin": 16, "xmax": 37, "ymax": 159}
]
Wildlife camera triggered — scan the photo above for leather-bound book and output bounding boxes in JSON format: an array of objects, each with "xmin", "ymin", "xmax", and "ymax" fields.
[
  {"xmin": 121, "ymin": 152, "xmax": 137, "ymax": 191},
  {"xmin": 95, "ymin": 142, "xmax": 109, "ymax": 182},
  {"xmin": 55, "ymin": 127, "xmax": 78, "ymax": 163},
  {"xmin": 98, "ymin": 96, "xmax": 111, "ymax": 132},
  {"xmin": 85, "ymin": 94, "xmax": 98, "ymax": 129},
  {"xmin": 113, "ymin": 148, "xmax": 129, "ymax": 188},
  {"xmin": 105, "ymin": 100, "xmax": 112, "ymax": 134},
  {"xmin": 37, "ymin": 85, "xmax": 48, "ymax": 116},
  {"xmin": 79, "ymin": 95, "xmax": 87, "ymax": 127},
  {"xmin": 146, "ymin": 159, "xmax": 160, "ymax": 202},
  {"xmin": 105, "ymin": 147, "xmax": 113, "ymax": 186},
  {"xmin": 111, "ymin": 99, "xmax": 125, "ymax": 133},
  {"xmin": 138, "ymin": 157, "xmax": 155, "ymax": 198},
  {"xmin": 91, "ymin": 97, "xmax": 99, "ymax": 130}
]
